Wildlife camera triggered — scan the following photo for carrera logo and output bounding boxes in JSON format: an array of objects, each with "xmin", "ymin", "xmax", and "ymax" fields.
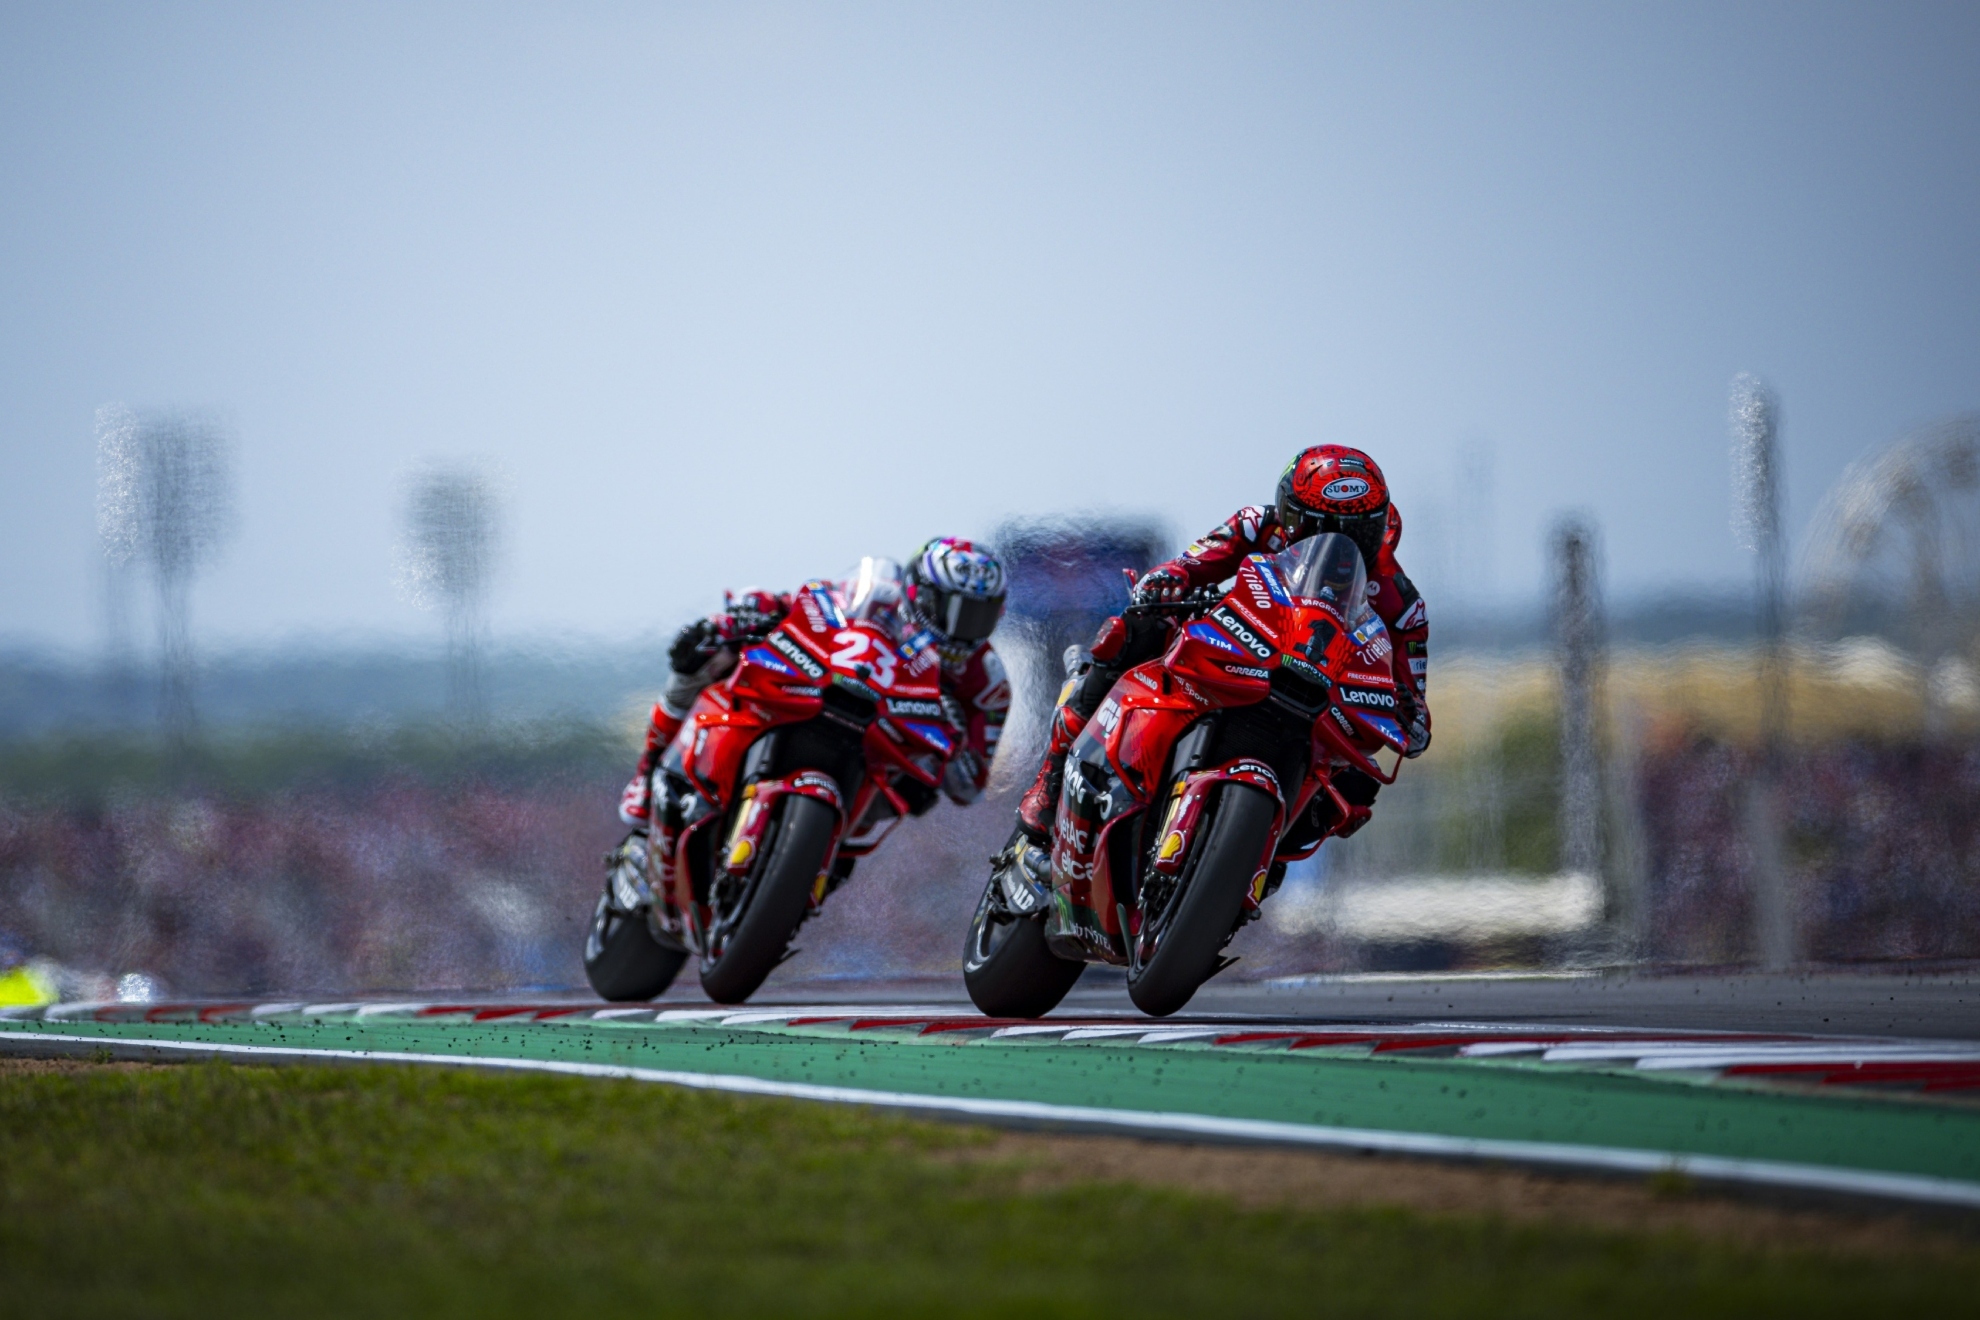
[
  {"xmin": 1322, "ymin": 477, "xmax": 1371, "ymax": 502},
  {"xmin": 1223, "ymin": 663, "xmax": 1270, "ymax": 679},
  {"xmin": 1338, "ymin": 686, "xmax": 1397, "ymax": 711},
  {"xmin": 770, "ymin": 631, "xmax": 826, "ymax": 680},
  {"xmin": 1208, "ymin": 606, "xmax": 1273, "ymax": 660},
  {"xmin": 887, "ymin": 697, "xmax": 946, "ymax": 719}
]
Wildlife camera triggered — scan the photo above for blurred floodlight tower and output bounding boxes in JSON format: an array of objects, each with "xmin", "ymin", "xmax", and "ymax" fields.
[
  {"xmin": 1730, "ymin": 374, "xmax": 1793, "ymax": 969},
  {"xmin": 1799, "ymin": 415, "xmax": 1980, "ymax": 734},
  {"xmin": 399, "ymin": 463, "xmax": 502, "ymax": 722},
  {"xmin": 1549, "ymin": 516, "xmax": 1604, "ymax": 893},
  {"xmin": 95, "ymin": 405, "xmax": 236, "ymax": 745}
]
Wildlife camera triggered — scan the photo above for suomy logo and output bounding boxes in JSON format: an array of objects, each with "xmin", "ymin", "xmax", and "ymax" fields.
[
  {"xmin": 1322, "ymin": 477, "xmax": 1371, "ymax": 502},
  {"xmin": 1208, "ymin": 606, "xmax": 1273, "ymax": 660}
]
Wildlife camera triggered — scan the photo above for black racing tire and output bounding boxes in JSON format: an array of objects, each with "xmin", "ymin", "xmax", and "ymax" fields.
[
  {"xmin": 698, "ymin": 794, "xmax": 837, "ymax": 1005},
  {"xmin": 583, "ymin": 891, "xmax": 689, "ymax": 1002},
  {"xmin": 1127, "ymin": 782, "xmax": 1276, "ymax": 1017},
  {"xmin": 962, "ymin": 875, "xmax": 1085, "ymax": 1018}
]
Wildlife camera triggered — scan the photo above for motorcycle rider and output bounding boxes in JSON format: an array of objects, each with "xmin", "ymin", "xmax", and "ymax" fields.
[
  {"xmin": 619, "ymin": 537, "xmax": 1012, "ymax": 826},
  {"xmin": 1012, "ymin": 444, "xmax": 1431, "ymax": 848}
]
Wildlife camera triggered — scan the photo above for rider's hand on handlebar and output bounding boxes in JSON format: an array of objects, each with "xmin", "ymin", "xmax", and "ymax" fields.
[
  {"xmin": 668, "ymin": 619, "xmax": 724, "ymax": 672},
  {"xmin": 1129, "ymin": 565, "xmax": 1188, "ymax": 607}
]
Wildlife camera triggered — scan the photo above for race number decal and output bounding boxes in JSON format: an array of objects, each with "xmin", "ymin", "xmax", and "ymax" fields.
[{"xmin": 830, "ymin": 630, "xmax": 898, "ymax": 689}]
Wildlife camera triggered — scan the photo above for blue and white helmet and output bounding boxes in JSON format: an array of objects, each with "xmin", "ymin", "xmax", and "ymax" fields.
[{"xmin": 904, "ymin": 537, "xmax": 1007, "ymax": 644}]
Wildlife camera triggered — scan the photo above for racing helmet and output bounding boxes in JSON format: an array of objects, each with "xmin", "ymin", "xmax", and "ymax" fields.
[
  {"xmin": 1276, "ymin": 444, "xmax": 1391, "ymax": 567},
  {"xmin": 904, "ymin": 537, "xmax": 1007, "ymax": 644}
]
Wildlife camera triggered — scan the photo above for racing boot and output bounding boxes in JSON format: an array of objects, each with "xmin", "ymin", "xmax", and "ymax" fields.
[
  {"xmin": 1014, "ymin": 702, "xmax": 1089, "ymax": 844},
  {"xmin": 618, "ymin": 702, "xmax": 687, "ymax": 825}
]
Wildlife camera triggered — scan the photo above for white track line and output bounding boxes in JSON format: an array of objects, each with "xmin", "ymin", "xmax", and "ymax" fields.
[{"xmin": 4, "ymin": 1029, "xmax": 1976, "ymax": 1210}]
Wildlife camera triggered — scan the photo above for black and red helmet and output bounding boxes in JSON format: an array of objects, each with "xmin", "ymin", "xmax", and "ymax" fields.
[{"xmin": 1275, "ymin": 445, "xmax": 1391, "ymax": 565}]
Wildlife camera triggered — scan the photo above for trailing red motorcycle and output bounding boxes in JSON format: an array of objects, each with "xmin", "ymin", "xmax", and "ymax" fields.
[
  {"xmin": 584, "ymin": 580, "xmax": 963, "ymax": 1004},
  {"xmin": 964, "ymin": 533, "xmax": 1409, "ymax": 1017}
]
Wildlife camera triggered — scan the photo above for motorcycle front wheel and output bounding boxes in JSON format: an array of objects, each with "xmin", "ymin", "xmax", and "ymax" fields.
[
  {"xmin": 1127, "ymin": 782, "xmax": 1276, "ymax": 1017},
  {"xmin": 698, "ymin": 793, "xmax": 837, "ymax": 1005},
  {"xmin": 583, "ymin": 891, "xmax": 688, "ymax": 1001},
  {"xmin": 962, "ymin": 871, "xmax": 1085, "ymax": 1018}
]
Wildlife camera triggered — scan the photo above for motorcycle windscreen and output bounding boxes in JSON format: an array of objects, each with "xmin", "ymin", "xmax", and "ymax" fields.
[{"xmin": 1271, "ymin": 532, "xmax": 1374, "ymax": 626}]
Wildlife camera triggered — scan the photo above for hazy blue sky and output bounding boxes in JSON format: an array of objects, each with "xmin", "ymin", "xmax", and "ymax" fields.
[{"xmin": 3, "ymin": 1, "xmax": 1976, "ymax": 652}]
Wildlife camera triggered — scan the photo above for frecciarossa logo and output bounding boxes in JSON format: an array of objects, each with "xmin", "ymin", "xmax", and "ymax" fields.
[
  {"xmin": 770, "ymin": 631, "xmax": 826, "ymax": 680},
  {"xmin": 1207, "ymin": 606, "xmax": 1274, "ymax": 660},
  {"xmin": 1337, "ymin": 685, "xmax": 1397, "ymax": 711}
]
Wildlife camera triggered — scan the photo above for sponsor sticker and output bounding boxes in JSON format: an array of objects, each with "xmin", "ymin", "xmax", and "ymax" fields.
[
  {"xmin": 745, "ymin": 645, "xmax": 795, "ymax": 677},
  {"xmin": 1094, "ymin": 699, "xmax": 1120, "ymax": 734},
  {"xmin": 1223, "ymin": 663, "xmax": 1271, "ymax": 679},
  {"xmin": 1247, "ymin": 555, "xmax": 1293, "ymax": 606},
  {"xmin": 1338, "ymin": 685, "xmax": 1397, "ymax": 710},
  {"xmin": 1397, "ymin": 598, "xmax": 1428, "ymax": 631},
  {"xmin": 899, "ymin": 720, "xmax": 953, "ymax": 753},
  {"xmin": 1186, "ymin": 622, "xmax": 1243, "ymax": 654},
  {"xmin": 1351, "ymin": 617, "xmax": 1385, "ymax": 648},
  {"xmin": 1321, "ymin": 476, "xmax": 1371, "ymax": 502},
  {"xmin": 1208, "ymin": 605, "xmax": 1274, "ymax": 659},
  {"xmin": 1280, "ymin": 653, "xmax": 1327, "ymax": 684},
  {"xmin": 769, "ymin": 631, "xmax": 826, "ymax": 680},
  {"xmin": 886, "ymin": 697, "xmax": 946, "ymax": 719}
]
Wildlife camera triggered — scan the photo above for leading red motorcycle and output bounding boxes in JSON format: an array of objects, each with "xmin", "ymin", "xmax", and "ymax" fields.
[
  {"xmin": 584, "ymin": 579, "xmax": 962, "ymax": 1004},
  {"xmin": 964, "ymin": 533, "xmax": 1409, "ymax": 1017}
]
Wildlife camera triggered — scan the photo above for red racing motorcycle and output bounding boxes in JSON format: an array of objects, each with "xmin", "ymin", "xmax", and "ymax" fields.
[
  {"xmin": 964, "ymin": 533, "xmax": 1409, "ymax": 1017},
  {"xmin": 584, "ymin": 580, "xmax": 962, "ymax": 1004}
]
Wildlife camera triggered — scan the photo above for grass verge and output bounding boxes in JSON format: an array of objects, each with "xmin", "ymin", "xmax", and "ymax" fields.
[{"xmin": 2, "ymin": 1059, "xmax": 1975, "ymax": 1318}]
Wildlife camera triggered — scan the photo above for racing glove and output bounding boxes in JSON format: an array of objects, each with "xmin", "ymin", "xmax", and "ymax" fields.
[
  {"xmin": 667, "ymin": 618, "xmax": 725, "ymax": 674},
  {"xmin": 1398, "ymin": 688, "xmax": 1432, "ymax": 758},
  {"xmin": 723, "ymin": 589, "xmax": 787, "ymax": 639},
  {"xmin": 1130, "ymin": 564, "xmax": 1188, "ymax": 606}
]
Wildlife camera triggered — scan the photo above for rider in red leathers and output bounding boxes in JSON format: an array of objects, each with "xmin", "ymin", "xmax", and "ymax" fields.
[
  {"xmin": 620, "ymin": 538, "xmax": 1012, "ymax": 827},
  {"xmin": 1013, "ymin": 445, "xmax": 1431, "ymax": 846}
]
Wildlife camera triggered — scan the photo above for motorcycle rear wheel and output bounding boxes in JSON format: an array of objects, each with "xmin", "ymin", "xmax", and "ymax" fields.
[
  {"xmin": 1127, "ymin": 782, "xmax": 1275, "ymax": 1017},
  {"xmin": 698, "ymin": 793, "xmax": 837, "ymax": 1005},
  {"xmin": 583, "ymin": 891, "xmax": 689, "ymax": 1001},
  {"xmin": 962, "ymin": 871, "xmax": 1085, "ymax": 1018}
]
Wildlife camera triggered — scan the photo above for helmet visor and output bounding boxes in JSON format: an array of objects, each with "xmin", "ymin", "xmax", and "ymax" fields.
[{"xmin": 940, "ymin": 591, "xmax": 1005, "ymax": 644}]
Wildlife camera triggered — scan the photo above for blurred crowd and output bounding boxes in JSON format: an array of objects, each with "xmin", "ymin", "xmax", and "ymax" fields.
[
  {"xmin": 1642, "ymin": 738, "xmax": 1980, "ymax": 964},
  {"xmin": 2, "ymin": 733, "xmax": 1977, "ymax": 997}
]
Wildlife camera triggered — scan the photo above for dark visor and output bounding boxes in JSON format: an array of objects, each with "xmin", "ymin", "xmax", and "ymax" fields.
[{"xmin": 942, "ymin": 592, "xmax": 1005, "ymax": 643}]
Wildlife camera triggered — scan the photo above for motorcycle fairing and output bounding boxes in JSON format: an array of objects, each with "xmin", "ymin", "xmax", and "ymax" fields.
[{"xmin": 1041, "ymin": 539, "xmax": 1410, "ymax": 962}]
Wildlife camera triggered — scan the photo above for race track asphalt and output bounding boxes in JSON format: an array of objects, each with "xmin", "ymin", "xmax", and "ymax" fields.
[{"xmin": 4, "ymin": 969, "xmax": 1977, "ymax": 1210}]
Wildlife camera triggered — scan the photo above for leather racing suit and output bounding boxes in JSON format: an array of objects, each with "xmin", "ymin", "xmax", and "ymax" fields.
[
  {"xmin": 1016, "ymin": 502, "xmax": 1430, "ymax": 839},
  {"xmin": 623, "ymin": 571, "xmax": 1011, "ymax": 825}
]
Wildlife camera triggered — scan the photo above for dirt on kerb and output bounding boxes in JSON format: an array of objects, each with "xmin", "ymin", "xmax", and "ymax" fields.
[
  {"xmin": 944, "ymin": 1130, "xmax": 1980, "ymax": 1260},
  {"xmin": 0, "ymin": 1056, "xmax": 167, "ymax": 1076}
]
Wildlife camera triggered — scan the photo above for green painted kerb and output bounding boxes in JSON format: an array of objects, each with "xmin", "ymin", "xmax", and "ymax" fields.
[{"xmin": 9, "ymin": 1016, "xmax": 1976, "ymax": 1184}]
